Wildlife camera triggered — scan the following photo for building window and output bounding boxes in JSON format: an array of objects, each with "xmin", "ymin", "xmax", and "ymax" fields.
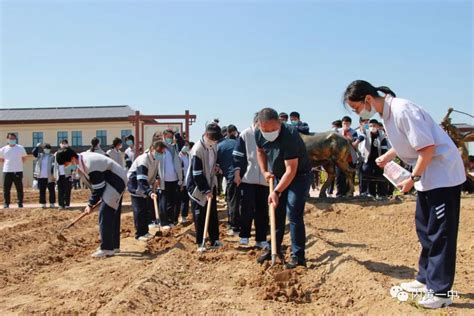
[
  {"xmin": 96, "ymin": 130, "xmax": 107, "ymax": 146},
  {"xmin": 57, "ymin": 131, "xmax": 68, "ymax": 146},
  {"xmin": 72, "ymin": 131, "xmax": 82, "ymax": 146},
  {"xmin": 121, "ymin": 129, "xmax": 132, "ymax": 140},
  {"xmin": 32, "ymin": 132, "xmax": 43, "ymax": 146}
]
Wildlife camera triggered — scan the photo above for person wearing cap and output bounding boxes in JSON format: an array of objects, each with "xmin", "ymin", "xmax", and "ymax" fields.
[
  {"xmin": 0, "ymin": 133, "xmax": 27, "ymax": 209},
  {"xmin": 359, "ymin": 119, "xmax": 389, "ymax": 198},
  {"xmin": 255, "ymin": 108, "xmax": 312, "ymax": 269},
  {"xmin": 33, "ymin": 143, "xmax": 56, "ymax": 208},
  {"xmin": 217, "ymin": 124, "xmax": 241, "ymax": 236},
  {"xmin": 106, "ymin": 137, "xmax": 125, "ymax": 168},
  {"xmin": 278, "ymin": 112, "xmax": 289, "ymax": 124},
  {"xmin": 233, "ymin": 114, "xmax": 269, "ymax": 249},
  {"xmin": 289, "ymin": 111, "xmax": 310, "ymax": 135},
  {"xmin": 56, "ymin": 147, "xmax": 127, "ymax": 258},
  {"xmin": 54, "ymin": 139, "xmax": 73, "ymax": 209},
  {"xmin": 343, "ymin": 80, "xmax": 466, "ymax": 309},
  {"xmin": 187, "ymin": 123, "xmax": 223, "ymax": 250}
]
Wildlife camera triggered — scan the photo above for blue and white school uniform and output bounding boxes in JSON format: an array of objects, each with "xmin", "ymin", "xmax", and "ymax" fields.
[{"xmin": 382, "ymin": 94, "xmax": 465, "ymax": 296}]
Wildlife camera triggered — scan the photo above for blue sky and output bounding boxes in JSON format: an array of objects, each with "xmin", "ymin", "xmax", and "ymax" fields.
[{"xmin": 1, "ymin": 0, "xmax": 472, "ymax": 145}]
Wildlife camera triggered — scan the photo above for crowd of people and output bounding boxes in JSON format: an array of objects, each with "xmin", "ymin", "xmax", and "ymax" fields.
[{"xmin": 0, "ymin": 80, "xmax": 469, "ymax": 309}]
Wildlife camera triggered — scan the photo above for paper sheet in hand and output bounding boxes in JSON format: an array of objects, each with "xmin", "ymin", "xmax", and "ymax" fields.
[{"xmin": 383, "ymin": 161, "xmax": 411, "ymax": 187}]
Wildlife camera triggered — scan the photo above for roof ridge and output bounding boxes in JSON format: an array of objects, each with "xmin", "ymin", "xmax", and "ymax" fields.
[{"xmin": 0, "ymin": 105, "xmax": 131, "ymax": 111}]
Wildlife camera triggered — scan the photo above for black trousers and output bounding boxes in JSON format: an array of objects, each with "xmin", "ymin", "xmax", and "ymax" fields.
[
  {"xmin": 335, "ymin": 162, "xmax": 355, "ymax": 197},
  {"xmin": 178, "ymin": 188, "xmax": 190, "ymax": 218},
  {"xmin": 239, "ymin": 183, "xmax": 269, "ymax": 242},
  {"xmin": 99, "ymin": 200, "xmax": 122, "ymax": 250},
  {"xmin": 57, "ymin": 175, "xmax": 72, "ymax": 207},
  {"xmin": 3, "ymin": 172, "xmax": 23, "ymax": 206},
  {"xmin": 415, "ymin": 185, "xmax": 461, "ymax": 296},
  {"xmin": 226, "ymin": 180, "xmax": 241, "ymax": 230},
  {"xmin": 361, "ymin": 162, "xmax": 387, "ymax": 197},
  {"xmin": 38, "ymin": 178, "xmax": 56, "ymax": 204},
  {"xmin": 158, "ymin": 181, "xmax": 179, "ymax": 226},
  {"xmin": 131, "ymin": 196, "xmax": 150, "ymax": 238},
  {"xmin": 191, "ymin": 188, "xmax": 219, "ymax": 245}
]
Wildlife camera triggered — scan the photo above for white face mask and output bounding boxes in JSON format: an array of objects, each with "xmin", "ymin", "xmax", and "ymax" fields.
[
  {"xmin": 261, "ymin": 129, "xmax": 280, "ymax": 142},
  {"xmin": 359, "ymin": 103, "xmax": 377, "ymax": 120},
  {"xmin": 370, "ymin": 127, "xmax": 378, "ymax": 134}
]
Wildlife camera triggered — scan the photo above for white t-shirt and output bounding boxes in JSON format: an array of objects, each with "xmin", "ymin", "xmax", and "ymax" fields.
[
  {"xmin": 381, "ymin": 95, "xmax": 466, "ymax": 191},
  {"xmin": 0, "ymin": 145, "xmax": 27, "ymax": 172}
]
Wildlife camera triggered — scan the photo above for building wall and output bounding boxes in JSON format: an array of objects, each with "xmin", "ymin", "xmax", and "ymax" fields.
[{"xmin": 0, "ymin": 121, "xmax": 135, "ymax": 188}]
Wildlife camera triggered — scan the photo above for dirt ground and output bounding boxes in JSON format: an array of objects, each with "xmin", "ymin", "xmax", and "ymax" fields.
[{"xmin": 0, "ymin": 193, "xmax": 473, "ymax": 314}]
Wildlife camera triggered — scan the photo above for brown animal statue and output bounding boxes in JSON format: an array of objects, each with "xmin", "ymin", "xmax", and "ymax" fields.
[{"xmin": 301, "ymin": 131, "xmax": 355, "ymax": 198}]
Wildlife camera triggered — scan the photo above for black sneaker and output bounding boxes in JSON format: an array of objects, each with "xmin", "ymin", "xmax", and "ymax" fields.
[
  {"xmin": 18, "ymin": 204, "xmax": 23, "ymax": 208},
  {"xmin": 3, "ymin": 204, "xmax": 9, "ymax": 209},
  {"xmin": 284, "ymin": 256, "xmax": 306, "ymax": 269}
]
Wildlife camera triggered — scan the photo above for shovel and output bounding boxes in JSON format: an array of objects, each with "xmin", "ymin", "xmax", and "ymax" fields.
[
  {"xmin": 57, "ymin": 200, "xmax": 102, "ymax": 242},
  {"xmin": 268, "ymin": 179, "xmax": 278, "ymax": 267},
  {"xmin": 197, "ymin": 196, "xmax": 213, "ymax": 254},
  {"xmin": 152, "ymin": 193, "xmax": 163, "ymax": 237}
]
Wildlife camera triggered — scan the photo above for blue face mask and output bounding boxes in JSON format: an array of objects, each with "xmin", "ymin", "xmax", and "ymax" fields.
[
  {"xmin": 290, "ymin": 120, "xmax": 298, "ymax": 126},
  {"xmin": 154, "ymin": 152, "xmax": 164, "ymax": 160},
  {"xmin": 364, "ymin": 123, "xmax": 369, "ymax": 130},
  {"xmin": 126, "ymin": 140, "xmax": 133, "ymax": 146},
  {"xmin": 65, "ymin": 164, "xmax": 77, "ymax": 173},
  {"xmin": 8, "ymin": 139, "xmax": 16, "ymax": 145},
  {"xmin": 165, "ymin": 138, "xmax": 173, "ymax": 145},
  {"xmin": 44, "ymin": 149, "xmax": 51, "ymax": 154}
]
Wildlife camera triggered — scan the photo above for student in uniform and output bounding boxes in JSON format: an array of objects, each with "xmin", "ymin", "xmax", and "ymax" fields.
[
  {"xmin": 106, "ymin": 137, "xmax": 124, "ymax": 168},
  {"xmin": 177, "ymin": 141, "xmax": 192, "ymax": 224},
  {"xmin": 56, "ymin": 148, "xmax": 127, "ymax": 258},
  {"xmin": 343, "ymin": 80, "xmax": 466, "ymax": 309},
  {"xmin": 127, "ymin": 141, "xmax": 166, "ymax": 241},
  {"xmin": 33, "ymin": 143, "xmax": 56, "ymax": 208},
  {"xmin": 87, "ymin": 137, "xmax": 106, "ymax": 155},
  {"xmin": 187, "ymin": 123, "xmax": 223, "ymax": 251},
  {"xmin": 255, "ymin": 108, "xmax": 312, "ymax": 269},
  {"xmin": 124, "ymin": 135, "xmax": 136, "ymax": 169},
  {"xmin": 233, "ymin": 114, "xmax": 269, "ymax": 249},
  {"xmin": 0, "ymin": 133, "xmax": 27, "ymax": 209},
  {"xmin": 55, "ymin": 139, "xmax": 73, "ymax": 209}
]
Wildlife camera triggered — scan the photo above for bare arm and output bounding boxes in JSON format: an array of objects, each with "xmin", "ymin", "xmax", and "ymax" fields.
[{"xmin": 398, "ymin": 145, "xmax": 436, "ymax": 192}]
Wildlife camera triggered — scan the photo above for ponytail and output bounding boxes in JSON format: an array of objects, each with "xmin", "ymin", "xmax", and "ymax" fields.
[
  {"xmin": 343, "ymin": 80, "xmax": 397, "ymax": 105},
  {"xmin": 375, "ymin": 86, "xmax": 396, "ymax": 97}
]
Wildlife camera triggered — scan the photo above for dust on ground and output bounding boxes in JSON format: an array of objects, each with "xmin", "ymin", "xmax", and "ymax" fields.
[{"xmin": 0, "ymin": 195, "xmax": 473, "ymax": 314}]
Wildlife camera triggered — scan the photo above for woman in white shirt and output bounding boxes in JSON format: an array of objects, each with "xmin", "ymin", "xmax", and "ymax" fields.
[{"xmin": 343, "ymin": 80, "xmax": 466, "ymax": 309}]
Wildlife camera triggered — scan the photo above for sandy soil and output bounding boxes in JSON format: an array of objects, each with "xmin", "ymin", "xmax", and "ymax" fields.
[{"xmin": 0, "ymin": 194, "xmax": 473, "ymax": 314}]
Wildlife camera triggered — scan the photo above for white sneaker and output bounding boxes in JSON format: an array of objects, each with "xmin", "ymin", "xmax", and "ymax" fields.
[
  {"xmin": 226, "ymin": 228, "xmax": 235, "ymax": 236},
  {"xmin": 91, "ymin": 249, "xmax": 115, "ymax": 258},
  {"xmin": 197, "ymin": 246, "xmax": 206, "ymax": 253},
  {"xmin": 138, "ymin": 233, "xmax": 154, "ymax": 241},
  {"xmin": 113, "ymin": 248, "xmax": 120, "ymax": 254},
  {"xmin": 418, "ymin": 295, "xmax": 452, "ymax": 309},
  {"xmin": 400, "ymin": 280, "xmax": 427, "ymax": 293},
  {"xmin": 149, "ymin": 222, "xmax": 159, "ymax": 229},
  {"xmin": 255, "ymin": 241, "xmax": 270, "ymax": 250},
  {"xmin": 41, "ymin": 204, "xmax": 47, "ymax": 209},
  {"xmin": 50, "ymin": 203, "xmax": 55, "ymax": 208},
  {"xmin": 239, "ymin": 238, "xmax": 249, "ymax": 245},
  {"xmin": 181, "ymin": 216, "xmax": 188, "ymax": 224},
  {"xmin": 161, "ymin": 225, "xmax": 171, "ymax": 230}
]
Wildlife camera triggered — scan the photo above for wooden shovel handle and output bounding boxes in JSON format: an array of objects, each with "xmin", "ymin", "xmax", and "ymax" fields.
[
  {"xmin": 64, "ymin": 200, "xmax": 102, "ymax": 230},
  {"xmin": 268, "ymin": 179, "xmax": 277, "ymax": 258}
]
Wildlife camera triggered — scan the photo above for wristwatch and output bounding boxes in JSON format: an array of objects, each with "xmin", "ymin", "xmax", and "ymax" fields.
[
  {"xmin": 411, "ymin": 174, "xmax": 421, "ymax": 182},
  {"xmin": 274, "ymin": 190, "xmax": 282, "ymax": 197}
]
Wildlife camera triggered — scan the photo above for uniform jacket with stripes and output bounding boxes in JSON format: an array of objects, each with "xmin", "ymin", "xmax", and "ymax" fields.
[
  {"xmin": 106, "ymin": 148, "xmax": 124, "ymax": 168},
  {"xmin": 232, "ymin": 127, "xmax": 268, "ymax": 187},
  {"xmin": 127, "ymin": 151, "xmax": 159, "ymax": 198},
  {"xmin": 78, "ymin": 152, "xmax": 127, "ymax": 210},
  {"xmin": 156, "ymin": 143, "xmax": 183, "ymax": 189},
  {"xmin": 186, "ymin": 139, "xmax": 217, "ymax": 206}
]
